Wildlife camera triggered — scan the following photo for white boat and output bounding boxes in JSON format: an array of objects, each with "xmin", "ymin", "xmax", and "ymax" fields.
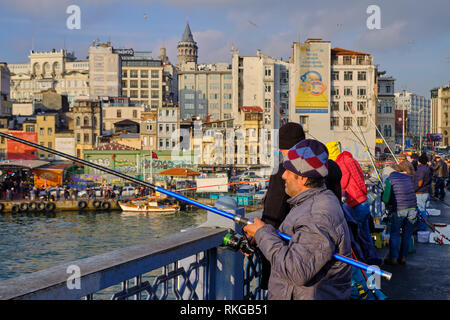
[{"xmin": 118, "ymin": 199, "xmax": 180, "ymax": 213}]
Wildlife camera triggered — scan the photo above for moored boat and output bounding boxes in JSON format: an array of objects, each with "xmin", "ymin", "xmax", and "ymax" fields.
[{"xmin": 118, "ymin": 197, "xmax": 180, "ymax": 213}]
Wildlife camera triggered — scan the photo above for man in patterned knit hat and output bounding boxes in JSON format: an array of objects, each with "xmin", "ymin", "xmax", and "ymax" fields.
[{"xmin": 244, "ymin": 139, "xmax": 352, "ymax": 300}]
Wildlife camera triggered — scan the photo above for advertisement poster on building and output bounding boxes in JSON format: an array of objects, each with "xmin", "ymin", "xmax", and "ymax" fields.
[{"xmin": 295, "ymin": 42, "xmax": 330, "ymax": 114}]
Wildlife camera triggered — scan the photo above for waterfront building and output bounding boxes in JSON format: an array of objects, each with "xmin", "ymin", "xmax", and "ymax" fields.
[
  {"xmin": 157, "ymin": 103, "xmax": 180, "ymax": 151},
  {"xmin": 72, "ymin": 99, "xmax": 102, "ymax": 159},
  {"xmin": 430, "ymin": 85, "xmax": 450, "ymax": 146},
  {"xmin": 178, "ymin": 62, "xmax": 233, "ymax": 122},
  {"xmin": 101, "ymin": 97, "xmax": 143, "ymax": 133},
  {"xmin": 376, "ymin": 73, "xmax": 396, "ymax": 154},
  {"xmin": 289, "ymin": 41, "xmax": 377, "ymax": 160},
  {"xmin": 8, "ymin": 49, "xmax": 89, "ymax": 105},
  {"xmin": 89, "ymin": 41, "xmax": 121, "ymax": 99},
  {"xmin": 394, "ymin": 90, "xmax": 431, "ymax": 149},
  {"xmin": 36, "ymin": 113, "xmax": 56, "ymax": 160},
  {"xmin": 0, "ymin": 62, "xmax": 12, "ymax": 117}
]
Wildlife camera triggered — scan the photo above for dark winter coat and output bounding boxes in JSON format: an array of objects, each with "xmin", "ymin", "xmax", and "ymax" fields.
[{"xmin": 255, "ymin": 186, "xmax": 352, "ymax": 300}]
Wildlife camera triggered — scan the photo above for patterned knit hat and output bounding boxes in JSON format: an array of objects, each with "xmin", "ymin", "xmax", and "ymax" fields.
[{"xmin": 283, "ymin": 139, "xmax": 329, "ymax": 178}]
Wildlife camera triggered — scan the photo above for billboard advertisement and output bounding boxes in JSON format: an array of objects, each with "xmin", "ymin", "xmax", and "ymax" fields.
[
  {"xmin": 6, "ymin": 131, "xmax": 37, "ymax": 160},
  {"xmin": 295, "ymin": 42, "xmax": 330, "ymax": 114}
]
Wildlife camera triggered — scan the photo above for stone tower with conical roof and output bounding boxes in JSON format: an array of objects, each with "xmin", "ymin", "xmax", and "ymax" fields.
[{"xmin": 177, "ymin": 18, "xmax": 198, "ymax": 66}]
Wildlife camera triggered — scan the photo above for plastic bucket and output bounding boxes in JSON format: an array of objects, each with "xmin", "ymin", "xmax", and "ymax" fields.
[{"xmin": 417, "ymin": 231, "xmax": 430, "ymax": 243}]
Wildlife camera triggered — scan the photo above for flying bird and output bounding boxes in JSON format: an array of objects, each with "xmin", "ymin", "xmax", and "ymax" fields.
[{"xmin": 248, "ymin": 20, "xmax": 258, "ymax": 28}]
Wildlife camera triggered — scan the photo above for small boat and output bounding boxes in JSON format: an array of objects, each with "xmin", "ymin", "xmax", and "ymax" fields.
[{"xmin": 118, "ymin": 198, "xmax": 180, "ymax": 213}]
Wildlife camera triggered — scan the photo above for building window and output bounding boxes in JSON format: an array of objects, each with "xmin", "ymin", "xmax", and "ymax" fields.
[
  {"xmin": 40, "ymin": 128, "xmax": 44, "ymax": 136},
  {"xmin": 84, "ymin": 133, "xmax": 89, "ymax": 143},
  {"xmin": 330, "ymin": 117, "xmax": 339, "ymax": 127},
  {"xmin": 344, "ymin": 101, "xmax": 353, "ymax": 112},
  {"xmin": 265, "ymin": 99, "xmax": 271, "ymax": 112},
  {"xmin": 184, "ymin": 93, "xmax": 195, "ymax": 100},
  {"xmin": 130, "ymin": 70, "xmax": 138, "ymax": 78},
  {"xmin": 184, "ymin": 103, "xmax": 195, "ymax": 109},
  {"xmin": 48, "ymin": 128, "xmax": 52, "ymax": 136},
  {"xmin": 344, "ymin": 71, "xmax": 353, "ymax": 81},
  {"xmin": 331, "ymin": 101, "xmax": 340, "ymax": 111},
  {"xmin": 224, "ymin": 83, "xmax": 232, "ymax": 90},
  {"xmin": 357, "ymin": 101, "xmax": 366, "ymax": 112},
  {"xmin": 83, "ymin": 116, "xmax": 89, "ymax": 126},
  {"xmin": 344, "ymin": 87, "xmax": 353, "ymax": 96},
  {"xmin": 357, "ymin": 117, "xmax": 367, "ymax": 127},
  {"xmin": 140, "ymin": 70, "xmax": 148, "ymax": 78},
  {"xmin": 344, "ymin": 117, "xmax": 352, "ymax": 128},
  {"xmin": 210, "ymin": 83, "xmax": 220, "ymax": 90},
  {"xmin": 224, "ymin": 93, "xmax": 232, "ymax": 99},
  {"xmin": 133, "ymin": 110, "xmax": 138, "ymax": 118},
  {"xmin": 331, "ymin": 87, "xmax": 340, "ymax": 96},
  {"xmin": 117, "ymin": 110, "xmax": 122, "ymax": 118},
  {"xmin": 25, "ymin": 125, "xmax": 34, "ymax": 132},
  {"xmin": 151, "ymin": 71, "xmax": 159, "ymax": 78},
  {"xmin": 265, "ymin": 67, "xmax": 272, "ymax": 77},
  {"xmin": 265, "ymin": 84, "xmax": 271, "ymax": 93},
  {"xmin": 343, "ymin": 56, "xmax": 352, "ymax": 65},
  {"xmin": 357, "ymin": 71, "xmax": 366, "ymax": 81},
  {"xmin": 357, "ymin": 87, "xmax": 367, "ymax": 96},
  {"xmin": 332, "ymin": 71, "xmax": 339, "ymax": 80}
]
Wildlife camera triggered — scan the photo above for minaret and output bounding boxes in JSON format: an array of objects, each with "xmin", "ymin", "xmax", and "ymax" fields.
[{"xmin": 177, "ymin": 18, "xmax": 198, "ymax": 66}]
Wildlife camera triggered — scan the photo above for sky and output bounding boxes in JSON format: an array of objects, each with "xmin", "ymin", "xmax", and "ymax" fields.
[{"xmin": 0, "ymin": 0, "xmax": 449, "ymax": 97}]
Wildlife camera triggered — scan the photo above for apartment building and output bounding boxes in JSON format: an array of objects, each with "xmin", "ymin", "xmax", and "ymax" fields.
[
  {"xmin": 36, "ymin": 114, "xmax": 56, "ymax": 160},
  {"xmin": 288, "ymin": 40, "xmax": 377, "ymax": 160},
  {"xmin": 8, "ymin": 49, "xmax": 89, "ymax": 105},
  {"xmin": 376, "ymin": 74, "xmax": 396, "ymax": 153},
  {"xmin": 72, "ymin": 99, "xmax": 102, "ymax": 158},
  {"xmin": 89, "ymin": 41, "xmax": 121, "ymax": 99},
  {"xmin": 101, "ymin": 97, "xmax": 143, "ymax": 132},
  {"xmin": 178, "ymin": 62, "xmax": 233, "ymax": 121},
  {"xmin": 0, "ymin": 62, "xmax": 12, "ymax": 117},
  {"xmin": 394, "ymin": 90, "xmax": 431, "ymax": 148},
  {"xmin": 430, "ymin": 85, "xmax": 450, "ymax": 146},
  {"xmin": 157, "ymin": 104, "xmax": 179, "ymax": 151}
]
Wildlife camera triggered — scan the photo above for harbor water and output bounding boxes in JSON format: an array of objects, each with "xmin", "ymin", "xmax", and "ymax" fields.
[{"xmin": 0, "ymin": 209, "xmax": 207, "ymax": 281}]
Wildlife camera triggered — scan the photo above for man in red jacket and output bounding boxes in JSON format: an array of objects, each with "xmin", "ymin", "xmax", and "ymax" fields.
[{"xmin": 327, "ymin": 141, "xmax": 380, "ymax": 264}]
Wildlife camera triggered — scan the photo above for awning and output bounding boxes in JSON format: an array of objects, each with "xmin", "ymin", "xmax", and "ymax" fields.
[
  {"xmin": 158, "ymin": 168, "xmax": 201, "ymax": 177},
  {"xmin": 0, "ymin": 159, "xmax": 49, "ymax": 169},
  {"xmin": 241, "ymin": 106, "xmax": 263, "ymax": 113}
]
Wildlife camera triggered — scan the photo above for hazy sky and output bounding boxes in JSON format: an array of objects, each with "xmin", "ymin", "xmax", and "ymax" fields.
[{"xmin": 0, "ymin": 0, "xmax": 449, "ymax": 97}]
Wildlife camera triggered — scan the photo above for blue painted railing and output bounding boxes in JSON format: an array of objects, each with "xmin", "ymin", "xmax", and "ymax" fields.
[{"xmin": 0, "ymin": 185, "xmax": 383, "ymax": 300}]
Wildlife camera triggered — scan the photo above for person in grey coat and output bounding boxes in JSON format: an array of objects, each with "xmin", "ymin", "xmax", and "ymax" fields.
[{"xmin": 244, "ymin": 139, "xmax": 352, "ymax": 300}]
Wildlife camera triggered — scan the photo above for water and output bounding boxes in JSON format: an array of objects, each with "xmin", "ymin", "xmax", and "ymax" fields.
[{"xmin": 0, "ymin": 209, "xmax": 207, "ymax": 281}]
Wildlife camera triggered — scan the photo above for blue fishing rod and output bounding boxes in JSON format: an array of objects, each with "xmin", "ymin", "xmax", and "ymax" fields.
[{"xmin": 0, "ymin": 132, "xmax": 392, "ymax": 281}]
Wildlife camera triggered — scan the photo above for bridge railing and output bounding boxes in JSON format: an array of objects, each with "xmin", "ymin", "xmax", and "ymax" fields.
[{"xmin": 0, "ymin": 198, "xmax": 266, "ymax": 300}]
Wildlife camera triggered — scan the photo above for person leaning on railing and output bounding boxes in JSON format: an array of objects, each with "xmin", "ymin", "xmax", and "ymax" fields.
[{"xmin": 244, "ymin": 139, "xmax": 352, "ymax": 300}]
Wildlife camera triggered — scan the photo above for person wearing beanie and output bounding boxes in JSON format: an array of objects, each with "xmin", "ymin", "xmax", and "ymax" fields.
[
  {"xmin": 382, "ymin": 163, "xmax": 417, "ymax": 265},
  {"xmin": 259, "ymin": 123, "xmax": 342, "ymax": 290},
  {"xmin": 244, "ymin": 139, "xmax": 352, "ymax": 300},
  {"xmin": 414, "ymin": 152, "xmax": 432, "ymax": 231}
]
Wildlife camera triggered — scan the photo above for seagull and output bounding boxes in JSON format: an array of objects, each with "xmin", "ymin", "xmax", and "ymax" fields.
[{"xmin": 248, "ymin": 20, "xmax": 258, "ymax": 28}]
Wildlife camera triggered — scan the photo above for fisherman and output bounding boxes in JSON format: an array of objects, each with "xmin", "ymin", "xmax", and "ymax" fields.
[
  {"xmin": 382, "ymin": 162, "xmax": 417, "ymax": 265},
  {"xmin": 414, "ymin": 152, "xmax": 432, "ymax": 230},
  {"xmin": 243, "ymin": 139, "xmax": 352, "ymax": 300},
  {"xmin": 259, "ymin": 122, "xmax": 342, "ymax": 290},
  {"xmin": 431, "ymin": 154, "xmax": 448, "ymax": 201}
]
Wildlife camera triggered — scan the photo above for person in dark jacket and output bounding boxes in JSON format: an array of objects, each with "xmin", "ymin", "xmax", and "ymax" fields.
[
  {"xmin": 431, "ymin": 155, "xmax": 448, "ymax": 201},
  {"xmin": 244, "ymin": 139, "xmax": 352, "ymax": 300},
  {"xmin": 259, "ymin": 123, "xmax": 343, "ymax": 289},
  {"xmin": 414, "ymin": 152, "xmax": 432, "ymax": 231},
  {"xmin": 382, "ymin": 162, "xmax": 417, "ymax": 265},
  {"xmin": 259, "ymin": 122, "xmax": 306, "ymax": 289}
]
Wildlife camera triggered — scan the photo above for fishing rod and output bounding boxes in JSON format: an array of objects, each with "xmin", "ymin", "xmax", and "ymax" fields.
[
  {"xmin": 336, "ymin": 110, "xmax": 382, "ymax": 184},
  {"xmin": 367, "ymin": 114, "xmax": 399, "ymax": 164},
  {"xmin": 418, "ymin": 211, "xmax": 450, "ymax": 245},
  {"xmin": 0, "ymin": 132, "xmax": 392, "ymax": 281}
]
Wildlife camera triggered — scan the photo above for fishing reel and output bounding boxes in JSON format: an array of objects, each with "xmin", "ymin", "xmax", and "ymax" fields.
[{"xmin": 222, "ymin": 231, "xmax": 255, "ymax": 256}]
